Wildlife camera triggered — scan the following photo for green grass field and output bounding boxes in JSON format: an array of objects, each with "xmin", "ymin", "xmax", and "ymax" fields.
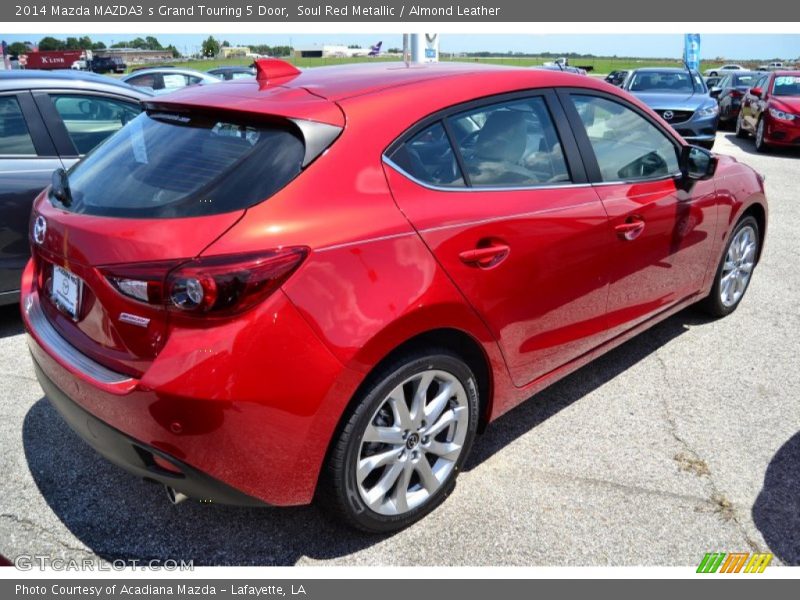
[{"xmin": 125, "ymin": 55, "xmax": 766, "ymax": 76}]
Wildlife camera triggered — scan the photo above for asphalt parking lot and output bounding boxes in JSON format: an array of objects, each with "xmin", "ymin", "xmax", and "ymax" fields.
[{"xmin": 0, "ymin": 130, "xmax": 798, "ymax": 567}]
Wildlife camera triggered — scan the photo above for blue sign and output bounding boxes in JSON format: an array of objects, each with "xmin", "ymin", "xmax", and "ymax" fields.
[{"xmin": 684, "ymin": 34, "xmax": 701, "ymax": 70}]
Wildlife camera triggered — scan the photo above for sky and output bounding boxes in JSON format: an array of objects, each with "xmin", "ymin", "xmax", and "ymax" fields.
[{"xmin": 3, "ymin": 34, "xmax": 799, "ymax": 60}]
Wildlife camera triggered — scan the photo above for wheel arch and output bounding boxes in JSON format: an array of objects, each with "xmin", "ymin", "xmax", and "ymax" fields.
[
  {"xmin": 313, "ymin": 324, "xmax": 497, "ymax": 500},
  {"xmin": 741, "ymin": 201, "xmax": 767, "ymax": 263}
]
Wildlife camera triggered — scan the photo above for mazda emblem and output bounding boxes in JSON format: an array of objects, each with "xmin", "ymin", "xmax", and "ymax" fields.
[
  {"xmin": 33, "ymin": 215, "xmax": 47, "ymax": 245},
  {"xmin": 662, "ymin": 110, "xmax": 674, "ymax": 121}
]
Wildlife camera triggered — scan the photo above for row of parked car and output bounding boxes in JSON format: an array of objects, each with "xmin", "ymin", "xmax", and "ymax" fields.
[{"xmin": 604, "ymin": 66, "xmax": 800, "ymax": 153}]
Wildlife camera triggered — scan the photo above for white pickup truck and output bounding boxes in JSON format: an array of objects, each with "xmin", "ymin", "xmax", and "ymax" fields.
[{"xmin": 757, "ymin": 61, "xmax": 793, "ymax": 71}]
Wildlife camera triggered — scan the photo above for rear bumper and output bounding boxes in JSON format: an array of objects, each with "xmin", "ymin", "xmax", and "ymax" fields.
[
  {"xmin": 21, "ymin": 259, "xmax": 362, "ymax": 507},
  {"xmin": 31, "ymin": 356, "xmax": 265, "ymax": 506}
]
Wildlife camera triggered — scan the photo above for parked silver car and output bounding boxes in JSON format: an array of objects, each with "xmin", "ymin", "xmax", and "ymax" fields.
[{"xmin": 121, "ymin": 67, "xmax": 220, "ymax": 95}]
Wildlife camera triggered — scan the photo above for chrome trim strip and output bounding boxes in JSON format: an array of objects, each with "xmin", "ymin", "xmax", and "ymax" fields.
[
  {"xmin": 591, "ymin": 172, "xmax": 684, "ymax": 187},
  {"xmin": 382, "ymin": 156, "xmax": 592, "ymax": 193},
  {"xmin": 26, "ymin": 295, "xmax": 133, "ymax": 385}
]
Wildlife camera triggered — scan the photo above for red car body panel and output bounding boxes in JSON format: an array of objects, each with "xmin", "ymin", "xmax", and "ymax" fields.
[{"xmin": 21, "ymin": 63, "xmax": 768, "ymax": 507}]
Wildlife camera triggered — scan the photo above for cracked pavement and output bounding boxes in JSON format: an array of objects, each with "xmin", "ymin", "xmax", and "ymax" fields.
[{"xmin": 0, "ymin": 131, "xmax": 798, "ymax": 566}]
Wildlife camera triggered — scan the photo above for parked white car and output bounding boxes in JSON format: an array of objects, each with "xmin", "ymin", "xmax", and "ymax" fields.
[{"xmin": 704, "ymin": 64, "xmax": 745, "ymax": 77}]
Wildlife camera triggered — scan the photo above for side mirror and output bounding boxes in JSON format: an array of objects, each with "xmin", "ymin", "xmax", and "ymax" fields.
[
  {"xmin": 750, "ymin": 87, "xmax": 763, "ymax": 98},
  {"xmin": 709, "ymin": 87, "xmax": 722, "ymax": 98},
  {"xmin": 680, "ymin": 146, "xmax": 717, "ymax": 181}
]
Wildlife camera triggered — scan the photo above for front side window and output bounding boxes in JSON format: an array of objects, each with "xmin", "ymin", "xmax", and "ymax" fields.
[
  {"xmin": 389, "ymin": 122, "xmax": 464, "ymax": 187},
  {"xmin": 570, "ymin": 95, "xmax": 679, "ymax": 182},
  {"xmin": 50, "ymin": 94, "xmax": 141, "ymax": 155},
  {"xmin": 447, "ymin": 97, "xmax": 570, "ymax": 187},
  {"xmin": 0, "ymin": 96, "xmax": 36, "ymax": 155},
  {"xmin": 58, "ymin": 111, "xmax": 305, "ymax": 218}
]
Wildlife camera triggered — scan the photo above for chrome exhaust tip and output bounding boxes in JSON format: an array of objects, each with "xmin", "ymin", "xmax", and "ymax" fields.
[{"xmin": 165, "ymin": 486, "xmax": 189, "ymax": 505}]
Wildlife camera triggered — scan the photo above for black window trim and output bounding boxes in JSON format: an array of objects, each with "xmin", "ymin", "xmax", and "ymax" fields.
[
  {"xmin": 383, "ymin": 88, "xmax": 589, "ymax": 192},
  {"xmin": 555, "ymin": 87, "xmax": 686, "ymax": 186},
  {"xmin": 0, "ymin": 90, "xmax": 57, "ymax": 158},
  {"xmin": 32, "ymin": 89, "xmax": 144, "ymax": 158}
]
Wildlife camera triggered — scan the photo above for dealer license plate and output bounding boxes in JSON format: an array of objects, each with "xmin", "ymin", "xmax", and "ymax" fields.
[{"xmin": 51, "ymin": 265, "xmax": 82, "ymax": 319}]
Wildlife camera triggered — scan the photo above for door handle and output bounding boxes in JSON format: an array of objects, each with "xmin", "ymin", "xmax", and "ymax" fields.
[
  {"xmin": 614, "ymin": 219, "xmax": 646, "ymax": 241},
  {"xmin": 458, "ymin": 244, "xmax": 510, "ymax": 268}
]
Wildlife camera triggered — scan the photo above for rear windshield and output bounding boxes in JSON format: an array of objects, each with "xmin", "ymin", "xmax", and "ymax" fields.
[
  {"xmin": 58, "ymin": 111, "xmax": 304, "ymax": 218},
  {"xmin": 732, "ymin": 73, "xmax": 760, "ymax": 87}
]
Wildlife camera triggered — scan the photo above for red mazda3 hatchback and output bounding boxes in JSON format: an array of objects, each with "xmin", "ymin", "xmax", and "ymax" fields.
[{"xmin": 22, "ymin": 60, "xmax": 767, "ymax": 532}]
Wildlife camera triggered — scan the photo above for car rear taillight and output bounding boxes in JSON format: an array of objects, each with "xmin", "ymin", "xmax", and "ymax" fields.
[
  {"xmin": 731, "ymin": 90, "xmax": 744, "ymax": 98},
  {"xmin": 102, "ymin": 248, "xmax": 308, "ymax": 317}
]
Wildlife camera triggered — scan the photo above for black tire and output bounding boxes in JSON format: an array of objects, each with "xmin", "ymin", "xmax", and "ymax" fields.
[
  {"xmin": 754, "ymin": 117, "xmax": 769, "ymax": 152},
  {"xmin": 699, "ymin": 139, "xmax": 715, "ymax": 151},
  {"xmin": 317, "ymin": 348, "xmax": 480, "ymax": 533},
  {"xmin": 700, "ymin": 215, "xmax": 760, "ymax": 318}
]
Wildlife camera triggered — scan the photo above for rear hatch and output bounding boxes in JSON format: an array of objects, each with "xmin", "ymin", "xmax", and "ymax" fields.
[{"xmin": 31, "ymin": 86, "xmax": 342, "ymax": 377}]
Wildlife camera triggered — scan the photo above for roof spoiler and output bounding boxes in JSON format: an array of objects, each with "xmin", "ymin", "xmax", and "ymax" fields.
[{"xmin": 254, "ymin": 58, "xmax": 301, "ymax": 84}]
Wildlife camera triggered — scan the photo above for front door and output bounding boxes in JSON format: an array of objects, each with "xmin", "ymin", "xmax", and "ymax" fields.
[{"xmin": 561, "ymin": 91, "xmax": 719, "ymax": 337}]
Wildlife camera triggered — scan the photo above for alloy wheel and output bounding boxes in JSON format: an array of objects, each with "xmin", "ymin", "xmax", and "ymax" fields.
[
  {"xmin": 720, "ymin": 225, "xmax": 757, "ymax": 308},
  {"xmin": 756, "ymin": 119, "xmax": 765, "ymax": 149},
  {"xmin": 356, "ymin": 369, "xmax": 469, "ymax": 516}
]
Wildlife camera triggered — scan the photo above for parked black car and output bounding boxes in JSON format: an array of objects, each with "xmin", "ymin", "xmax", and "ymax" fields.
[
  {"xmin": 91, "ymin": 56, "xmax": 126, "ymax": 74},
  {"xmin": 604, "ymin": 70, "xmax": 628, "ymax": 86},
  {"xmin": 710, "ymin": 71, "xmax": 766, "ymax": 128},
  {"xmin": 0, "ymin": 70, "xmax": 150, "ymax": 305}
]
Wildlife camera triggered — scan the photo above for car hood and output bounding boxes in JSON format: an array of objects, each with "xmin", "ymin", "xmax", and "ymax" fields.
[
  {"xmin": 772, "ymin": 96, "xmax": 800, "ymax": 112},
  {"xmin": 629, "ymin": 92, "xmax": 710, "ymax": 110}
]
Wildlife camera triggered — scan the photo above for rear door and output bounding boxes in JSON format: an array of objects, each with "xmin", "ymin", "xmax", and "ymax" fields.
[
  {"xmin": 384, "ymin": 90, "xmax": 613, "ymax": 387},
  {"xmin": 0, "ymin": 91, "xmax": 62, "ymax": 298},
  {"xmin": 559, "ymin": 90, "xmax": 719, "ymax": 337}
]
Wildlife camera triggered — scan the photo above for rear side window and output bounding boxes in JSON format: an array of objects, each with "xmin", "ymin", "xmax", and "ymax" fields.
[
  {"xmin": 390, "ymin": 123, "xmax": 464, "ymax": 187},
  {"xmin": 0, "ymin": 96, "xmax": 36, "ymax": 155},
  {"xmin": 50, "ymin": 94, "xmax": 141, "ymax": 155},
  {"xmin": 127, "ymin": 74, "xmax": 159, "ymax": 90},
  {"xmin": 60, "ymin": 111, "xmax": 305, "ymax": 218},
  {"xmin": 448, "ymin": 97, "xmax": 570, "ymax": 187}
]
